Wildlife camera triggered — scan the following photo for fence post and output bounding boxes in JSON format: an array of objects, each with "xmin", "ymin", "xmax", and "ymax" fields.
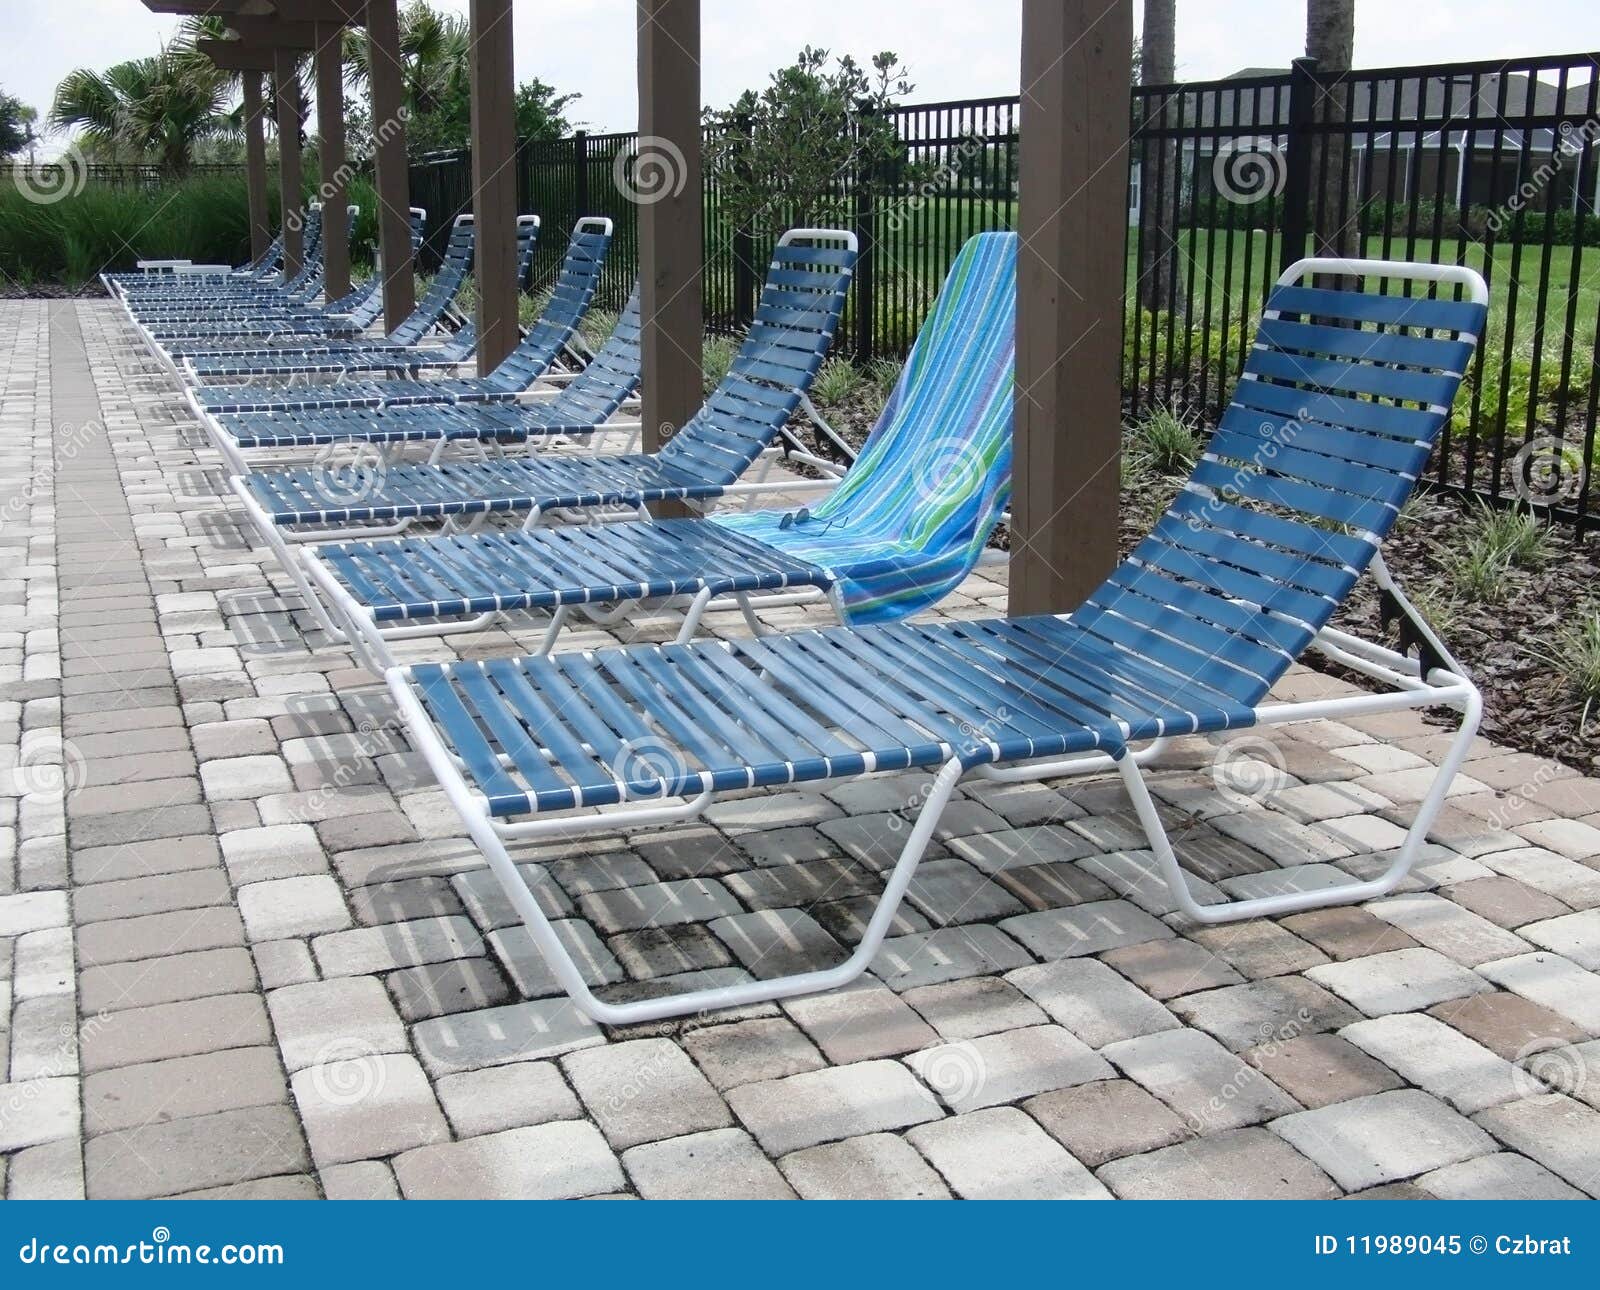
[
  {"xmin": 732, "ymin": 113, "xmax": 756, "ymax": 328},
  {"xmin": 852, "ymin": 104, "xmax": 878, "ymax": 364},
  {"xmin": 573, "ymin": 130, "xmax": 590, "ymax": 215},
  {"xmin": 1279, "ymin": 56, "xmax": 1317, "ymax": 275}
]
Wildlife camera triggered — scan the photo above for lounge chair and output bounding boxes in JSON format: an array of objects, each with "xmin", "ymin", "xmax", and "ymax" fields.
[
  {"xmin": 202, "ymin": 280, "xmax": 639, "ymax": 476},
  {"xmin": 178, "ymin": 214, "xmax": 536, "ymax": 381},
  {"xmin": 300, "ymin": 231, "xmax": 1015, "ymax": 671},
  {"xmin": 102, "ymin": 231, "xmax": 284, "ymax": 295},
  {"xmin": 227, "ymin": 228, "xmax": 857, "ymax": 614},
  {"xmin": 123, "ymin": 204, "xmax": 332, "ymax": 314},
  {"xmin": 381, "ymin": 256, "xmax": 1490, "ymax": 1024},
  {"xmin": 138, "ymin": 209, "xmax": 419, "ymax": 344},
  {"xmin": 181, "ymin": 218, "xmax": 613, "ymax": 418}
]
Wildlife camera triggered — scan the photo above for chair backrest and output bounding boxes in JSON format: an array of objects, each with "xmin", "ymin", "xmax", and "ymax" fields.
[
  {"xmin": 483, "ymin": 218, "xmax": 614, "ymax": 392},
  {"xmin": 544, "ymin": 285, "xmax": 643, "ymax": 424},
  {"xmin": 1075, "ymin": 258, "xmax": 1488, "ymax": 707},
  {"xmin": 278, "ymin": 204, "xmax": 325, "ymax": 295},
  {"xmin": 715, "ymin": 231, "xmax": 1016, "ymax": 623},
  {"xmin": 655, "ymin": 229, "xmax": 858, "ymax": 485},
  {"xmin": 323, "ymin": 206, "xmax": 422, "ymax": 325},
  {"xmin": 371, "ymin": 207, "xmax": 458, "ymax": 341},
  {"xmin": 437, "ymin": 214, "xmax": 540, "ymax": 362}
]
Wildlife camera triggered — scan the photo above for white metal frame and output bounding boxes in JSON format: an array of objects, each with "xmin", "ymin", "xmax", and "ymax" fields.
[{"xmin": 379, "ymin": 255, "xmax": 1490, "ymax": 1024}]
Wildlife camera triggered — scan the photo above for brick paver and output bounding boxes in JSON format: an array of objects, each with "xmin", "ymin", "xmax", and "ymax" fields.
[{"xmin": 2, "ymin": 298, "xmax": 1598, "ymax": 1198}]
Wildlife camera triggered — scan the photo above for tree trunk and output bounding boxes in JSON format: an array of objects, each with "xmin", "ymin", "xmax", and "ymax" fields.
[
  {"xmin": 1138, "ymin": 0, "xmax": 1183, "ymax": 314},
  {"xmin": 1306, "ymin": 0, "xmax": 1357, "ymax": 261}
]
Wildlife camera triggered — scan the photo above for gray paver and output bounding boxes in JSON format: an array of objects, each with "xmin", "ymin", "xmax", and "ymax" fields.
[
  {"xmin": 1000, "ymin": 898, "xmax": 1174, "ymax": 959},
  {"xmin": 1169, "ymin": 976, "xmax": 1361, "ymax": 1051},
  {"xmin": 1341, "ymin": 1013, "xmax": 1524, "ymax": 1114},
  {"xmin": 907, "ymin": 1107, "xmax": 1110, "ymax": 1199},
  {"xmin": 1472, "ymin": 1094, "xmax": 1600, "ymax": 1198},
  {"xmin": 84, "ymin": 1105, "xmax": 309, "ymax": 1200},
  {"xmin": 1099, "ymin": 1127, "xmax": 1340, "ymax": 1200},
  {"xmin": 1419, "ymin": 1151, "xmax": 1586, "ymax": 1200},
  {"xmin": 623, "ymin": 1127, "xmax": 796, "ymax": 1200},
  {"xmin": 1271, "ymin": 1089, "xmax": 1496, "ymax": 1191},
  {"xmin": 1006, "ymin": 958, "xmax": 1180, "ymax": 1047},
  {"xmin": 562, "ymin": 1038, "xmax": 732, "ymax": 1150},
  {"xmin": 393, "ymin": 1121, "xmax": 623, "ymax": 1199},
  {"xmin": 1103, "ymin": 1028, "xmax": 1301, "ymax": 1132},
  {"xmin": 1023, "ymin": 1079, "xmax": 1192, "ymax": 1168},
  {"xmin": 727, "ymin": 1059, "xmax": 942, "ymax": 1156},
  {"xmin": 291, "ymin": 1053, "xmax": 449, "ymax": 1166},
  {"xmin": 435, "ymin": 1061, "xmax": 581, "ymax": 1138},
  {"xmin": 1306, "ymin": 947, "xmax": 1494, "ymax": 1016},
  {"xmin": 778, "ymin": 1133, "xmax": 951, "ymax": 1199},
  {"xmin": 906, "ymin": 1025, "xmax": 1112, "ymax": 1112}
]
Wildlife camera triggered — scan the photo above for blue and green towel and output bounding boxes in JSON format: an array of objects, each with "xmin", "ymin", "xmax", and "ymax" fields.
[{"xmin": 715, "ymin": 230, "xmax": 1016, "ymax": 624}]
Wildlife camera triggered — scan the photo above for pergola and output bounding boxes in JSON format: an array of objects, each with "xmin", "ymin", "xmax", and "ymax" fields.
[{"xmin": 141, "ymin": 0, "xmax": 1131, "ymax": 614}]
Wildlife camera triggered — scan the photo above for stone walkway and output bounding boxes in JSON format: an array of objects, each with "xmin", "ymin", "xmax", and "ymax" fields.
[{"xmin": 2, "ymin": 298, "xmax": 1599, "ymax": 1199}]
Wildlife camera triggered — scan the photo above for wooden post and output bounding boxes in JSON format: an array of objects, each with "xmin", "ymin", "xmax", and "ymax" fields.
[
  {"xmin": 469, "ymin": 0, "xmax": 520, "ymax": 374},
  {"xmin": 274, "ymin": 48, "xmax": 305, "ymax": 275},
  {"xmin": 314, "ymin": 22, "xmax": 350, "ymax": 300},
  {"xmin": 366, "ymin": 0, "xmax": 415, "ymax": 327},
  {"xmin": 637, "ymin": 0, "xmax": 703, "ymax": 472},
  {"xmin": 1009, "ymin": 0, "xmax": 1133, "ymax": 616},
  {"xmin": 241, "ymin": 70, "xmax": 271, "ymax": 262}
]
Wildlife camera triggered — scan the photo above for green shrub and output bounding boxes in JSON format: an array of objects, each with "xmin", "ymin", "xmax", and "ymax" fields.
[
  {"xmin": 812, "ymin": 356, "xmax": 862, "ymax": 407},
  {"xmin": 1129, "ymin": 403, "xmax": 1201, "ymax": 476},
  {"xmin": 1464, "ymin": 499, "xmax": 1548, "ymax": 570},
  {"xmin": 702, "ymin": 335, "xmax": 737, "ymax": 392},
  {"xmin": 1548, "ymin": 609, "xmax": 1600, "ymax": 729},
  {"xmin": 865, "ymin": 357, "xmax": 902, "ymax": 400},
  {"xmin": 0, "ymin": 173, "xmax": 381, "ymax": 289}
]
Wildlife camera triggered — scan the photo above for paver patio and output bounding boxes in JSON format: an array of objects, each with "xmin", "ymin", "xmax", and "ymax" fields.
[{"xmin": 1, "ymin": 297, "xmax": 1598, "ymax": 1199}]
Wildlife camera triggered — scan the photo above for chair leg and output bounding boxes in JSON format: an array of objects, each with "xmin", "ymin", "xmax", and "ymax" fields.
[
  {"xmin": 465, "ymin": 758, "xmax": 966, "ymax": 1025},
  {"xmin": 1116, "ymin": 688, "xmax": 1482, "ymax": 923}
]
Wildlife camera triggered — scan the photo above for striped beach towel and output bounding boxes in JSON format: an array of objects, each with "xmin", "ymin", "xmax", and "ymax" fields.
[{"xmin": 714, "ymin": 231, "xmax": 1016, "ymax": 624}]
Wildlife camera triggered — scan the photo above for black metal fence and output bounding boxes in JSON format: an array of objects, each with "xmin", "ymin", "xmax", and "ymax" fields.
[{"xmin": 406, "ymin": 49, "xmax": 1600, "ymax": 529}]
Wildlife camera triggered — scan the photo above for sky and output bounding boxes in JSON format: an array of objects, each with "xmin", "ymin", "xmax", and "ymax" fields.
[{"xmin": 4, "ymin": 0, "xmax": 1597, "ymax": 152}]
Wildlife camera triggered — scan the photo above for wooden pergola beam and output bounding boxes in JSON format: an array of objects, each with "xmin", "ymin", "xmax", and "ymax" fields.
[
  {"xmin": 195, "ymin": 38, "xmax": 276, "ymax": 72},
  {"xmin": 240, "ymin": 70, "xmax": 272, "ymax": 260},
  {"xmin": 273, "ymin": 45, "xmax": 306, "ymax": 274},
  {"xmin": 364, "ymin": 0, "xmax": 415, "ymax": 328},
  {"xmin": 1009, "ymin": 0, "xmax": 1133, "ymax": 616},
  {"xmin": 313, "ymin": 20, "xmax": 350, "ymax": 299},
  {"xmin": 637, "ymin": 0, "xmax": 703, "ymax": 483},
  {"xmin": 469, "ymin": 0, "xmax": 520, "ymax": 374}
]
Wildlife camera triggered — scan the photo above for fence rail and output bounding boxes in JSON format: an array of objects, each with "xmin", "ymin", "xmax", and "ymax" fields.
[{"xmin": 389, "ymin": 49, "xmax": 1597, "ymax": 531}]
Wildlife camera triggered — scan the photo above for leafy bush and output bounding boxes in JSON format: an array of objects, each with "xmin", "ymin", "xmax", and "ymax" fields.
[{"xmin": 702, "ymin": 335, "xmax": 737, "ymax": 392}]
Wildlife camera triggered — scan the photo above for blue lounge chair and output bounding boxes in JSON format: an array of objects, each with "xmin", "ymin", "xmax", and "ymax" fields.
[
  {"xmin": 102, "ymin": 230, "xmax": 284, "ymax": 295},
  {"xmin": 228, "ymin": 228, "xmax": 855, "ymax": 547},
  {"xmin": 139, "ymin": 209, "xmax": 420, "ymax": 344},
  {"xmin": 383, "ymin": 256, "xmax": 1490, "ymax": 1024},
  {"xmin": 125, "ymin": 204, "xmax": 332, "ymax": 315},
  {"xmin": 299, "ymin": 232, "xmax": 1015, "ymax": 671},
  {"xmin": 179, "ymin": 215, "xmax": 536, "ymax": 380},
  {"xmin": 204, "ymin": 281, "xmax": 639, "ymax": 475},
  {"xmin": 182, "ymin": 218, "xmax": 613, "ymax": 419}
]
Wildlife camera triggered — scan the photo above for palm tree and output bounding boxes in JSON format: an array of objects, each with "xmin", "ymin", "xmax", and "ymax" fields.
[
  {"xmin": 342, "ymin": 0, "xmax": 469, "ymax": 119},
  {"xmin": 50, "ymin": 25, "xmax": 236, "ymax": 177}
]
